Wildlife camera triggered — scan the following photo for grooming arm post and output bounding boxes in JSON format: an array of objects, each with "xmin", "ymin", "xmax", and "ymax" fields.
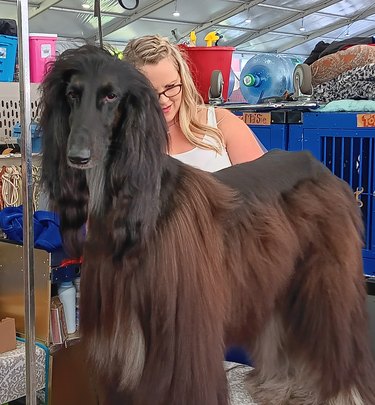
[{"xmin": 16, "ymin": 0, "xmax": 37, "ymax": 403}]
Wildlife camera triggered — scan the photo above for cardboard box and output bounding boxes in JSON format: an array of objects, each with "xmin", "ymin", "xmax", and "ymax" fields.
[
  {"xmin": 50, "ymin": 296, "xmax": 68, "ymax": 345},
  {"xmin": 0, "ymin": 317, "xmax": 16, "ymax": 353}
]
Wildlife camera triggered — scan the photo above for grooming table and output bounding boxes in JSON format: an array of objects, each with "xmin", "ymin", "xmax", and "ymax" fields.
[
  {"xmin": 0, "ymin": 340, "xmax": 47, "ymax": 404},
  {"xmin": 225, "ymin": 362, "xmax": 256, "ymax": 404},
  {"xmin": 0, "ymin": 352, "xmax": 253, "ymax": 405}
]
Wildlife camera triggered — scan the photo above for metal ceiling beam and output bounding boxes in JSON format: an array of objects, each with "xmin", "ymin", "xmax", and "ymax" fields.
[
  {"xmin": 352, "ymin": 26, "xmax": 375, "ymax": 38},
  {"xmin": 49, "ymin": 5, "xmax": 129, "ymax": 18},
  {"xmin": 87, "ymin": 0, "xmax": 175, "ymax": 41},
  {"xmin": 0, "ymin": 0, "xmax": 62, "ymax": 19},
  {"xmin": 258, "ymin": 2, "xmax": 354, "ymax": 20},
  {"xmin": 177, "ymin": 0, "xmax": 265, "ymax": 40},
  {"xmin": 227, "ymin": 0, "xmax": 362, "ymax": 20},
  {"xmin": 234, "ymin": 49, "xmax": 308, "ymax": 58},
  {"xmin": 227, "ymin": 0, "xmax": 343, "ymax": 47},
  {"xmin": 29, "ymin": 0, "xmax": 62, "ymax": 19},
  {"xmin": 277, "ymin": 6, "xmax": 375, "ymax": 52}
]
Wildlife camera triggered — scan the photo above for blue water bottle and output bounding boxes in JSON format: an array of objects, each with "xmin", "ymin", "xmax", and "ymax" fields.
[
  {"xmin": 228, "ymin": 68, "xmax": 236, "ymax": 98},
  {"xmin": 239, "ymin": 54, "xmax": 302, "ymax": 104}
]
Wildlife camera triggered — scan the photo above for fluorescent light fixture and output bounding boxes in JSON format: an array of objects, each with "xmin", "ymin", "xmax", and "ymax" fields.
[{"xmin": 82, "ymin": 3, "xmax": 90, "ymax": 9}]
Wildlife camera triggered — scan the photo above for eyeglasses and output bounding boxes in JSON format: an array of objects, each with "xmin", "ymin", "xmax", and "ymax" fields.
[{"xmin": 157, "ymin": 84, "xmax": 182, "ymax": 99}]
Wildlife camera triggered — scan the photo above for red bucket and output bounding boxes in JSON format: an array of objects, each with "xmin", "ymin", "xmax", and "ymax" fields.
[{"xmin": 180, "ymin": 46, "xmax": 235, "ymax": 103}]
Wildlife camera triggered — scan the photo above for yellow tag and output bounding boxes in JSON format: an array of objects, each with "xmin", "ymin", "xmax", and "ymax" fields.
[
  {"xmin": 357, "ymin": 114, "xmax": 375, "ymax": 127},
  {"xmin": 242, "ymin": 112, "xmax": 271, "ymax": 126}
]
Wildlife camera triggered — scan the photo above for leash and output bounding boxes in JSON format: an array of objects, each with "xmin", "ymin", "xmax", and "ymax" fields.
[
  {"xmin": 0, "ymin": 164, "xmax": 41, "ymax": 209},
  {"xmin": 1, "ymin": 165, "xmax": 22, "ymax": 207}
]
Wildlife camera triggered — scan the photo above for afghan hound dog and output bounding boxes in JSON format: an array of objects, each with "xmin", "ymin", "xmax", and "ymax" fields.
[{"xmin": 39, "ymin": 45, "xmax": 375, "ymax": 405}]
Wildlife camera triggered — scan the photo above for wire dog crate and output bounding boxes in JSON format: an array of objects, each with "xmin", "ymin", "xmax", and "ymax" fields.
[{"xmin": 288, "ymin": 112, "xmax": 375, "ymax": 277}]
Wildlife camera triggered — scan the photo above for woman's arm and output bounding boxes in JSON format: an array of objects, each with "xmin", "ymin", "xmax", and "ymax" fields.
[{"xmin": 215, "ymin": 107, "xmax": 265, "ymax": 164}]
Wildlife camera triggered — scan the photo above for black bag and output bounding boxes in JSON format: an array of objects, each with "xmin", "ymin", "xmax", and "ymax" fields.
[{"xmin": 0, "ymin": 19, "xmax": 17, "ymax": 36}]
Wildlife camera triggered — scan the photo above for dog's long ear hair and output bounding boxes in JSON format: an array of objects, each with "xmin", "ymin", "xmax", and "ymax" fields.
[
  {"xmin": 104, "ymin": 67, "xmax": 170, "ymax": 256},
  {"xmin": 39, "ymin": 47, "xmax": 110, "ymax": 257}
]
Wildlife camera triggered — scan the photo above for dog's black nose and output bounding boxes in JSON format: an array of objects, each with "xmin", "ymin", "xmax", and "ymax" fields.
[{"xmin": 67, "ymin": 148, "xmax": 91, "ymax": 165}]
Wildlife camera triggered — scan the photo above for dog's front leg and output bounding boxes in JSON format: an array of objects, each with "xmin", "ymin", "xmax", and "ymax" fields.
[
  {"xmin": 128, "ymin": 270, "xmax": 229, "ymax": 405},
  {"xmin": 131, "ymin": 322, "xmax": 228, "ymax": 405}
]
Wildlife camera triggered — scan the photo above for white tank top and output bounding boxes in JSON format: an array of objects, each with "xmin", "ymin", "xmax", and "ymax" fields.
[{"xmin": 170, "ymin": 107, "xmax": 232, "ymax": 172}]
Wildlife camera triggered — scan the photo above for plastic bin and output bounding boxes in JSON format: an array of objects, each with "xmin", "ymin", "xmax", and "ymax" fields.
[
  {"xmin": 12, "ymin": 122, "xmax": 42, "ymax": 153},
  {"xmin": 180, "ymin": 46, "xmax": 234, "ymax": 103},
  {"xmin": 0, "ymin": 34, "xmax": 17, "ymax": 82},
  {"xmin": 29, "ymin": 33, "xmax": 57, "ymax": 83}
]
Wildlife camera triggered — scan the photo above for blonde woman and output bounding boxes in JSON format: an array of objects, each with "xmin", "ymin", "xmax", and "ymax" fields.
[{"xmin": 123, "ymin": 35, "xmax": 264, "ymax": 172}]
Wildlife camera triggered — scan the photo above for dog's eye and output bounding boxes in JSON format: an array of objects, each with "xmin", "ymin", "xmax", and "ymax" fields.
[{"xmin": 104, "ymin": 93, "xmax": 117, "ymax": 102}]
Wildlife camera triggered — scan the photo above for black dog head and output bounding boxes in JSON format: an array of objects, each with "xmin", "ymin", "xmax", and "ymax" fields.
[{"xmin": 39, "ymin": 45, "xmax": 169, "ymax": 257}]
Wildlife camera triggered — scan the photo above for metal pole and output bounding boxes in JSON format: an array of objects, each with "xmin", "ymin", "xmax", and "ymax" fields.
[{"xmin": 16, "ymin": 0, "xmax": 37, "ymax": 404}]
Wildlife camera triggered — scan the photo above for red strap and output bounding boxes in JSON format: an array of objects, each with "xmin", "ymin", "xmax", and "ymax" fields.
[{"xmin": 59, "ymin": 257, "xmax": 83, "ymax": 267}]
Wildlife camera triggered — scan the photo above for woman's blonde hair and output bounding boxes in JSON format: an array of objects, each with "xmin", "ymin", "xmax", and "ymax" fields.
[{"xmin": 123, "ymin": 35, "xmax": 224, "ymax": 153}]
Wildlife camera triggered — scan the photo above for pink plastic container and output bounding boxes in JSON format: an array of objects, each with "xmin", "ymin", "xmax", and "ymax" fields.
[{"xmin": 29, "ymin": 33, "xmax": 57, "ymax": 83}]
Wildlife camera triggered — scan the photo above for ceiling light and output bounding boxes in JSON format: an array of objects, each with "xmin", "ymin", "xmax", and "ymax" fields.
[
  {"xmin": 245, "ymin": 7, "xmax": 251, "ymax": 23},
  {"xmin": 172, "ymin": 0, "xmax": 180, "ymax": 17},
  {"xmin": 82, "ymin": 3, "xmax": 90, "ymax": 9},
  {"xmin": 299, "ymin": 17, "xmax": 305, "ymax": 32}
]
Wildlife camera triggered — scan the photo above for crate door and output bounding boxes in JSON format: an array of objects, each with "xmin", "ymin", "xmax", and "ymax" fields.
[{"xmin": 307, "ymin": 130, "xmax": 375, "ymax": 276}]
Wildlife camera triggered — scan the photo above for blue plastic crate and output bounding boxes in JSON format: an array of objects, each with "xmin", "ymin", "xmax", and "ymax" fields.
[
  {"xmin": 249, "ymin": 124, "xmax": 288, "ymax": 151},
  {"xmin": 231, "ymin": 110, "xmax": 288, "ymax": 151},
  {"xmin": 12, "ymin": 122, "xmax": 42, "ymax": 153},
  {"xmin": 0, "ymin": 34, "xmax": 17, "ymax": 82},
  {"xmin": 288, "ymin": 112, "xmax": 375, "ymax": 277}
]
